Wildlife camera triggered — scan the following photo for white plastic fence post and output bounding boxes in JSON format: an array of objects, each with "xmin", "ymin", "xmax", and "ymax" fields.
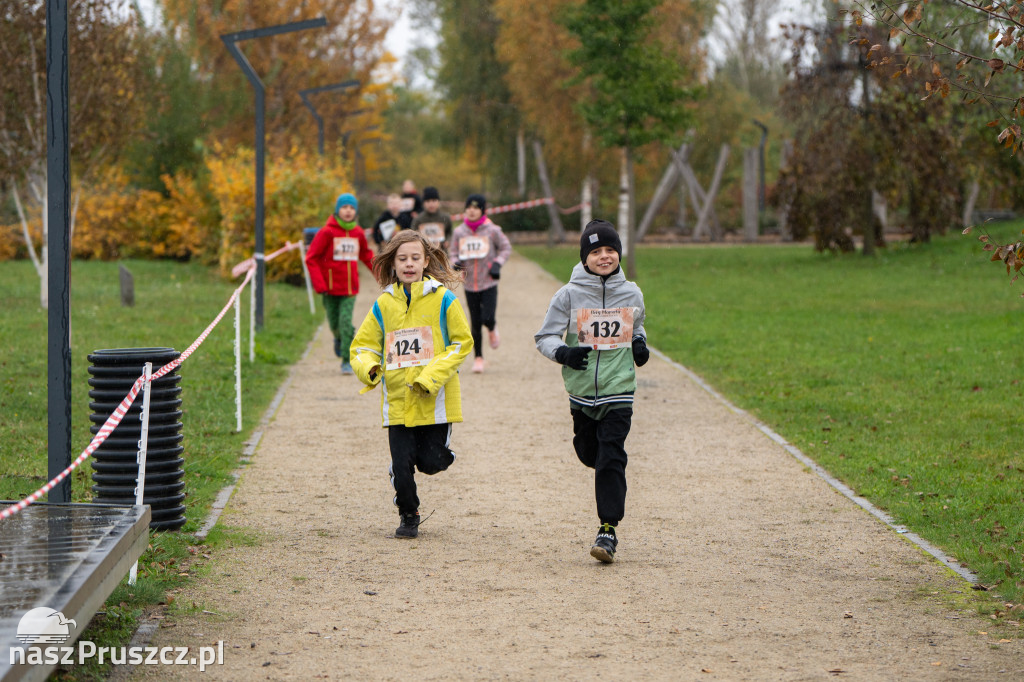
[
  {"xmin": 249, "ymin": 271, "xmax": 256, "ymax": 363},
  {"xmin": 298, "ymin": 240, "xmax": 315, "ymax": 314},
  {"xmin": 129, "ymin": 361, "xmax": 153, "ymax": 586},
  {"xmin": 234, "ymin": 293, "xmax": 243, "ymax": 432}
]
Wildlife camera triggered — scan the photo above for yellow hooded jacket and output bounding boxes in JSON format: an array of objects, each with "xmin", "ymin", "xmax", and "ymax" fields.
[{"xmin": 351, "ymin": 278, "xmax": 473, "ymax": 427}]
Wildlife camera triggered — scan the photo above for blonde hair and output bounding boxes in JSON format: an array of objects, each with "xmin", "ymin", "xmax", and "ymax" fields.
[{"xmin": 373, "ymin": 230, "xmax": 462, "ymax": 290}]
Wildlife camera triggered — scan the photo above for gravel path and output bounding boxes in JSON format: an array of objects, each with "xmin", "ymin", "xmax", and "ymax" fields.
[{"xmin": 136, "ymin": 253, "xmax": 1022, "ymax": 680}]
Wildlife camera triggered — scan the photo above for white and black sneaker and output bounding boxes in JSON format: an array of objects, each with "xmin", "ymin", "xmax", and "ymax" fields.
[
  {"xmin": 590, "ymin": 523, "xmax": 617, "ymax": 563},
  {"xmin": 396, "ymin": 512, "xmax": 420, "ymax": 539}
]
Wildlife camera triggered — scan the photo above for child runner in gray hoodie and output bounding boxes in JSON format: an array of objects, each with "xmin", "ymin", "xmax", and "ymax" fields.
[{"xmin": 535, "ymin": 220, "xmax": 650, "ymax": 563}]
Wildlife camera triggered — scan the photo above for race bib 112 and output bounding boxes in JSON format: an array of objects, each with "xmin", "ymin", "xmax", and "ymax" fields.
[{"xmin": 459, "ymin": 235, "xmax": 489, "ymax": 260}]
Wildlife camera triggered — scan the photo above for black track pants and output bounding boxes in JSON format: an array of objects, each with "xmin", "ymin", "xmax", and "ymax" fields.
[
  {"xmin": 571, "ymin": 407, "xmax": 632, "ymax": 525},
  {"xmin": 388, "ymin": 423, "xmax": 455, "ymax": 516},
  {"xmin": 464, "ymin": 287, "xmax": 498, "ymax": 357}
]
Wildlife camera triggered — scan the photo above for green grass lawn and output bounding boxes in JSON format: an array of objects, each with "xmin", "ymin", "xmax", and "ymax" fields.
[
  {"xmin": 520, "ymin": 225, "xmax": 1024, "ymax": 606},
  {"xmin": 1, "ymin": 258, "xmax": 322, "ymax": 680}
]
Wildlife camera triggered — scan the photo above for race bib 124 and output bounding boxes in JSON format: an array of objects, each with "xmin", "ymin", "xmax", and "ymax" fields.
[{"xmin": 384, "ymin": 327, "xmax": 435, "ymax": 369}]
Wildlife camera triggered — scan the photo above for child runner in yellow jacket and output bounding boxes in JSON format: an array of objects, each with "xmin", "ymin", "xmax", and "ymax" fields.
[{"xmin": 351, "ymin": 230, "xmax": 473, "ymax": 538}]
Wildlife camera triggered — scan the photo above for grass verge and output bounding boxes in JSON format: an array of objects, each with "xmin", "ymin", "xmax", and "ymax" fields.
[
  {"xmin": 1, "ymin": 258, "xmax": 322, "ymax": 680},
  {"xmin": 520, "ymin": 226, "xmax": 1024, "ymax": 614}
]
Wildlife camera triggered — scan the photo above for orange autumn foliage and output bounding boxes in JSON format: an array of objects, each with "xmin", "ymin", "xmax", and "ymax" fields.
[
  {"xmin": 3, "ymin": 147, "xmax": 351, "ymax": 284},
  {"xmin": 206, "ymin": 144, "xmax": 350, "ymax": 282}
]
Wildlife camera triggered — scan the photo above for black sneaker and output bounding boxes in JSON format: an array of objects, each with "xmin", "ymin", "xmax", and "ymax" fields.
[
  {"xmin": 395, "ymin": 512, "xmax": 420, "ymax": 538},
  {"xmin": 590, "ymin": 523, "xmax": 617, "ymax": 563},
  {"xmin": 333, "ymin": 337, "xmax": 342, "ymax": 357}
]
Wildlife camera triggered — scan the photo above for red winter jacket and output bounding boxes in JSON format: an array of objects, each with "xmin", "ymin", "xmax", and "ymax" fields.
[{"xmin": 305, "ymin": 215, "xmax": 375, "ymax": 296}]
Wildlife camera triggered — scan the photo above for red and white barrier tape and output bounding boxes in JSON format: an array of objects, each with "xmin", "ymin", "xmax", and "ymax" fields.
[
  {"xmin": 452, "ymin": 197, "xmax": 555, "ymax": 222},
  {"xmin": 451, "ymin": 198, "xmax": 588, "ymax": 222},
  {"xmin": 231, "ymin": 241, "xmax": 301, "ymax": 278},
  {"xmin": 0, "ymin": 266, "xmax": 256, "ymax": 521}
]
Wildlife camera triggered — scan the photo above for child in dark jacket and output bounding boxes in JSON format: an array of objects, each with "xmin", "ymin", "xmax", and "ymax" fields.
[
  {"xmin": 534, "ymin": 220, "xmax": 649, "ymax": 563},
  {"xmin": 305, "ymin": 193, "xmax": 375, "ymax": 374},
  {"xmin": 372, "ymin": 193, "xmax": 403, "ymax": 246},
  {"xmin": 411, "ymin": 186, "xmax": 453, "ymax": 248}
]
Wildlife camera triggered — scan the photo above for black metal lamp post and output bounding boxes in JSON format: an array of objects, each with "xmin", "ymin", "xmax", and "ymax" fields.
[
  {"xmin": 752, "ymin": 119, "xmax": 768, "ymax": 213},
  {"xmin": 299, "ymin": 80, "xmax": 361, "ymax": 156},
  {"xmin": 220, "ymin": 17, "xmax": 327, "ymax": 330},
  {"xmin": 47, "ymin": 0, "xmax": 72, "ymax": 502}
]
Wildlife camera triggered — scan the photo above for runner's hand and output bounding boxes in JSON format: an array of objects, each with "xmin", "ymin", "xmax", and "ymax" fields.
[
  {"xmin": 555, "ymin": 345, "xmax": 591, "ymax": 371},
  {"xmin": 409, "ymin": 378, "xmax": 433, "ymax": 397},
  {"xmin": 631, "ymin": 338, "xmax": 649, "ymax": 367}
]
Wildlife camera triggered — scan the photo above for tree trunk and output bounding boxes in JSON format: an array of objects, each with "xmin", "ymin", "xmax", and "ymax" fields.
[
  {"xmin": 625, "ymin": 146, "xmax": 637, "ymax": 280},
  {"xmin": 676, "ymin": 167, "xmax": 689, "ymax": 235},
  {"xmin": 533, "ymin": 140, "xmax": 564, "ymax": 246},
  {"xmin": 581, "ymin": 178, "xmax": 592, "ymax": 232},
  {"xmin": 962, "ymin": 179, "xmax": 980, "ymax": 227},
  {"xmin": 517, "ymin": 129, "xmax": 526, "ymax": 198},
  {"xmin": 778, "ymin": 140, "xmax": 794, "ymax": 242},
  {"xmin": 742, "ymin": 147, "xmax": 758, "ymax": 242},
  {"xmin": 617, "ymin": 148, "xmax": 630, "ymax": 259},
  {"xmin": 581, "ymin": 132, "xmax": 593, "ymax": 229},
  {"xmin": 862, "ymin": 189, "xmax": 876, "ymax": 256},
  {"xmin": 908, "ymin": 187, "xmax": 930, "ymax": 243},
  {"xmin": 13, "ymin": 174, "xmax": 49, "ymax": 308}
]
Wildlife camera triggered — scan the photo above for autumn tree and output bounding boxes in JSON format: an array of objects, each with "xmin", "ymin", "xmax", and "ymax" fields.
[
  {"xmin": 851, "ymin": 0, "xmax": 1024, "ymax": 153},
  {"xmin": 159, "ymin": 0, "xmax": 395, "ymax": 160},
  {"xmin": 560, "ymin": 0, "xmax": 700, "ymax": 277},
  {"xmin": 712, "ymin": 0, "xmax": 787, "ymax": 106},
  {"xmin": 777, "ymin": 11, "xmax": 964, "ymax": 251},
  {"xmin": 0, "ymin": 0, "xmax": 147, "ymax": 307},
  {"xmin": 412, "ymin": 0, "xmax": 521, "ymax": 195},
  {"xmin": 124, "ymin": 30, "xmax": 209, "ymax": 192}
]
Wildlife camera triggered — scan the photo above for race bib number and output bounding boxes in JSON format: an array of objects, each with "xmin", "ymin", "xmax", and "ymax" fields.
[
  {"xmin": 419, "ymin": 222, "xmax": 445, "ymax": 246},
  {"xmin": 576, "ymin": 308, "xmax": 634, "ymax": 350},
  {"xmin": 333, "ymin": 237, "xmax": 358, "ymax": 261},
  {"xmin": 459, "ymin": 235, "xmax": 489, "ymax": 260},
  {"xmin": 384, "ymin": 327, "xmax": 434, "ymax": 369},
  {"xmin": 379, "ymin": 219, "xmax": 397, "ymax": 241}
]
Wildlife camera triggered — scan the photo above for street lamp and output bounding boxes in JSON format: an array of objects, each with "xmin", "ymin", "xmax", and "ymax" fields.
[
  {"xmin": 221, "ymin": 16, "xmax": 328, "ymax": 330},
  {"xmin": 299, "ymin": 79, "xmax": 361, "ymax": 156}
]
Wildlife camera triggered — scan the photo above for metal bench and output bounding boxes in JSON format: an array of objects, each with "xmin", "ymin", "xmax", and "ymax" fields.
[{"xmin": 0, "ymin": 502, "xmax": 150, "ymax": 682}]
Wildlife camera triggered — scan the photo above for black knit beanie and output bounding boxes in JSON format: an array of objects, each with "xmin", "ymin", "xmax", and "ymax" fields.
[
  {"xmin": 580, "ymin": 219, "xmax": 622, "ymax": 263},
  {"xmin": 465, "ymin": 194, "xmax": 487, "ymax": 213},
  {"xmin": 423, "ymin": 186, "xmax": 440, "ymax": 201}
]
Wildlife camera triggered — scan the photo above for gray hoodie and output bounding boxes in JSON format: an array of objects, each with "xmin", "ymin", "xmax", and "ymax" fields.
[{"xmin": 535, "ymin": 262, "xmax": 646, "ymax": 408}]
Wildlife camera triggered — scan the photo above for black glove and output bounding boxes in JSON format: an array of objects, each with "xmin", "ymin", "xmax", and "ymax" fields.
[
  {"xmin": 488, "ymin": 261, "xmax": 502, "ymax": 280},
  {"xmin": 632, "ymin": 337, "xmax": 649, "ymax": 367},
  {"xmin": 554, "ymin": 345, "xmax": 591, "ymax": 370}
]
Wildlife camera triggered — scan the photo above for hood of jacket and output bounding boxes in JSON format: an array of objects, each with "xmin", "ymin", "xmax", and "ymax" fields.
[{"xmin": 566, "ymin": 262, "xmax": 630, "ymax": 308}]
